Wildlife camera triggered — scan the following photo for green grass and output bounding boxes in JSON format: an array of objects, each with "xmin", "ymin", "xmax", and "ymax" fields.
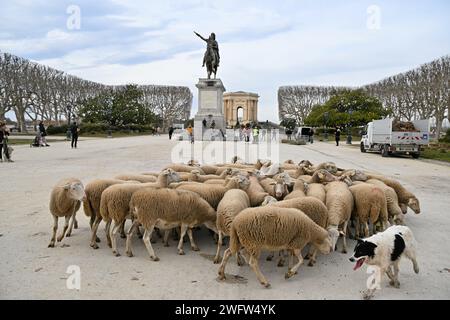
[
  {"xmin": 7, "ymin": 139, "xmax": 61, "ymax": 145},
  {"xmin": 52, "ymin": 132, "xmax": 154, "ymax": 138},
  {"xmin": 421, "ymin": 145, "xmax": 450, "ymax": 163}
]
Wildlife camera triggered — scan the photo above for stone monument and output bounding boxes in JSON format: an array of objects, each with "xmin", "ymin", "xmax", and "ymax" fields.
[{"xmin": 194, "ymin": 78, "xmax": 226, "ymax": 141}]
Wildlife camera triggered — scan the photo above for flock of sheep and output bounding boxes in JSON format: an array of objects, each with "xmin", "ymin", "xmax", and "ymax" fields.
[{"xmin": 48, "ymin": 158, "xmax": 421, "ymax": 288}]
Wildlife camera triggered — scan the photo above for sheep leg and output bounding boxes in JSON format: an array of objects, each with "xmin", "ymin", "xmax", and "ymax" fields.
[
  {"xmin": 236, "ymin": 251, "xmax": 245, "ymax": 266},
  {"xmin": 89, "ymin": 214, "xmax": 101, "ymax": 243},
  {"xmin": 48, "ymin": 215, "xmax": 58, "ymax": 248},
  {"xmin": 218, "ymin": 248, "xmax": 232, "ymax": 280},
  {"xmin": 57, "ymin": 215, "xmax": 71, "ymax": 242},
  {"xmin": 354, "ymin": 217, "xmax": 360, "ymax": 239},
  {"xmin": 110, "ymin": 221, "xmax": 122, "ymax": 257},
  {"xmin": 187, "ymin": 228, "xmax": 200, "ymax": 251},
  {"xmin": 266, "ymin": 251, "xmax": 275, "ymax": 261},
  {"xmin": 277, "ymin": 250, "xmax": 286, "ymax": 267},
  {"xmin": 143, "ymin": 226, "xmax": 159, "ymax": 261},
  {"xmin": 364, "ymin": 222, "xmax": 370, "ymax": 238},
  {"xmin": 213, "ymin": 231, "xmax": 223, "ymax": 264},
  {"xmin": 177, "ymin": 224, "xmax": 188, "ymax": 255},
  {"xmin": 90, "ymin": 216, "xmax": 102, "ymax": 249},
  {"xmin": 163, "ymin": 230, "xmax": 170, "ymax": 247},
  {"xmin": 125, "ymin": 220, "xmax": 140, "ymax": 257},
  {"xmin": 74, "ymin": 216, "xmax": 79, "ymax": 229},
  {"xmin": 307, "ymin": 247, "xmax": 318, "ymax": 267},
  {"xmin": 66, "ymin": 209, "xmax": 77, "ymax": 237},
  {"xmin": 105, "ymin": 220, "xmax": 112, "ymax": 248},
  {"xmin": 119, "ymin": 220, "xmax": 126, "ymax": 239},
  {"xmin": 249, "ymin": 253, "xmax": 270, "ymax": 288},
  {"xmin": 340, "ymin": 221, "xmax": 348, "ymax": 254},
  {"xmin": 286, "ymin": 248, "xmax": 304, "ymax": 279},
  {"xmin": 131, "ymin": 216, "xmax": 143, "ymax": 239}
]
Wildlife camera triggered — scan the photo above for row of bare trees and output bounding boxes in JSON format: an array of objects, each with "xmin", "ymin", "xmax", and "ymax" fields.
[
  {"xmin": 278, "ymin": 85, "xmax": 351, "ymax": 125},
  {"xmin": 278, "ymin": 55, "xmax": 449, "ymax": 137},
  {"xmin": 0, "ymin": 52, "xmax": 192, "ymax": 132}
]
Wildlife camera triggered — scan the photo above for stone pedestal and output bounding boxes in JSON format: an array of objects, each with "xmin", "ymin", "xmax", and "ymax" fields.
[{"xmin": 194, "ymin": 78, "xmax": 226, "ymax": 141}]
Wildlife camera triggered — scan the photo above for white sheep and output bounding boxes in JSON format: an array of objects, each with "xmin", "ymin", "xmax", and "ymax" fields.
[
  {"xmin": 245, "ymin": 174, "xmax": 270, "ymax": 207},
  {"xmin": 348, "ymin": 183, "xmax": 389, "ymax": 238},
  {"xmin": 325, "ymin": 181, "xmax": 354, "ymax": 253},
  {"xmin": 114, "ymin": 174, "xmax": 157, "ymax": 183},
  {"xmin": 176, "ymin": 175, "xmax": 250, "ymax": 209},
  {"xmin": 127, "ymin": 188, "xmax": 217, "ymax": 260},
  {"xmin": 366, "ymin": 174, "xmax": 420, "ymax": 214},
  {"xmin": 218, "ymin": 206, "xmax": 332, "ymax": 288},
  {"xmin": 284, "ymin": 179, "xmax": 308, "ymax": 200},
  {"xmin": 214, "ymin": 189, "xmax": 251, "ymax": 264},
  {"xmin": 265, "ymin": 196, "xmax": 329, "ymax": 266},
  {"xmin": 305, "ymin": 183, "xmax": 326, "ymax": 203},
  {"xmin": 100, "ymin": 169, "xmax": 180, "ymax": 255},
  {"xmin": 366, "ymin": 179, "xmax": 404, "ymax": 225},
  {"xmin": 83, "ymin": 179, "xmax": 133, "ymax": 243},
  {"xmin": 48, "ymin": 178, "xmax": 86, "ymax": 248}
]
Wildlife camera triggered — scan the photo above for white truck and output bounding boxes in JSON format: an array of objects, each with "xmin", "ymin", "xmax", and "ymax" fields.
[{"xmin": 360, "ymin": 118, "xmax": 430, "ymax": 158}]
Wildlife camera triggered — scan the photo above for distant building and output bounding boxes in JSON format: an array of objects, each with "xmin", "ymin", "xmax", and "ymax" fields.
[{"xmin": 223, "ymin": 91, "xmax": 259, "ymax": 127}]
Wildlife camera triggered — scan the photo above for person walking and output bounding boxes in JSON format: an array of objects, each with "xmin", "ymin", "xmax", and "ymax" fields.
[
  {"xmin": 70, "ymin": 121, "xmax": 79, "ymax": 149},
  {"xmin": 186, "ymin": 125, "xmax": 194, "ymax": 144},
  {"xmin": 335, "ymin": 128, "xmax": 341, "ymax": 146},
  {"xmin": 38, "ymin": 121, "xmax": 50, "ymax": 146},
  {"xmin": 0, "ymin": 122, "xmax": 13, "ymax": 162},
  {"xmin": 168, "ymin": 126, "xmax": 174, "ymax": 140},
  {"xmin": 309, "ymin": 128, "xmax": 314, "ymax": 144},
  {"xmin": 202, "ymin": 118, "xmax": 207, "ymax": 128}
]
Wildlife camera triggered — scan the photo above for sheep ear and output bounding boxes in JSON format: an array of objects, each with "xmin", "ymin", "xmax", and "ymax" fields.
[
  {"xmin": 270, "ymin": 182, "xmax": 276, "ymax": 185},
  {"xmin": 63, "ymin": 184, "xmax": 71, "ymax": 190}
]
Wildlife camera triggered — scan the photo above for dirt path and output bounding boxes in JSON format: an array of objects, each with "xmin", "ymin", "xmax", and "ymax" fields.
[{"xmin": 1, "ymin": 136, "xmax": 449, "ymax": 299}]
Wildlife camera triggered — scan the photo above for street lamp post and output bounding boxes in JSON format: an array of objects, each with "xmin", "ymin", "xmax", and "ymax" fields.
[
  {"xmin": 346, "ymin": 109, "xmax": 353, "ymax": 144},
  {"xmin": 324, "ymin": 112, "xmax": 329, "ymax": 140}
]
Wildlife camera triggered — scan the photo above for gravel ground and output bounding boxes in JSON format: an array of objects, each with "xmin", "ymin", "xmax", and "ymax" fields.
[{"xmin": 0, "ymin": 135, "xmax": 449, "ymax": 300}]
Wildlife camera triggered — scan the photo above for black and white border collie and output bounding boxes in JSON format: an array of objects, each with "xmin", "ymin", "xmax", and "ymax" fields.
[{"xmin": 349, "ymin": 225, "xmax": 419, "ymax": 299}]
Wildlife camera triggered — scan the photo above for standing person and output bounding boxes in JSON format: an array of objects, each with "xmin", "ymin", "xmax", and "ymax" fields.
[
  {"xmin": 271, "ymin": 129, "xmax": 278, "ymax": 141},
  {"xmin": 252, "ymin": 126, "xmax": 259, "ymax": 144},
  {"xmin": 70, "ymin": 121, "xmax": 79, "ymax": 149},
  {"xmin": 38, "ymin": 121, "xmax": 50, "ymax": 146},
  {"xmin": 202, "ymin": 118, "xmax": 207, "ymax": 128},
  {"xmin": 0, "ymin": 122, "xmax": 13, "ymax": 162},
  {"xmin": 245, "ymin": 126, "xmax": 251, "ymax": 142},
  {"xmin": 186, "ymin": 125, "xmax": 194, "ymax": 144},
  {"xmin": 156, "ymin": 126, "xmax": 161, "ymax": 136},
  {"xmin": 335, "ymin": 127, "xmax": 341, "ymax": 146},
  {"xmin": 309, "ymin": 128, "xmax": 314, "ymax": 144},
  {"xmin": 210, "ymin": 120, "xmax": 216, "ymax": 129},
  {"xmin": 168, "ymin": 126, "xmax": 174, "ymax": 140},
  {"xmin": 286, "ymin": 128, "xmax": 292, "ymax": 140},
  {"xmin": 260, "ymin": 128, "xmax": 266, "ymax": 142}
]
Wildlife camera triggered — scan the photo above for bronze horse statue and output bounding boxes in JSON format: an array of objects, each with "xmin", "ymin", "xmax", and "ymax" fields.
[{"xmin": 194, "ymin": 31, "xmax": 220, "ymax": 79}]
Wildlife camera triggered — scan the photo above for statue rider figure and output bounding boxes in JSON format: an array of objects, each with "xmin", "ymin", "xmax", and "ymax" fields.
[{"xmin": 194, "ymin": 31, "xmax": 220, "ymax": 68}]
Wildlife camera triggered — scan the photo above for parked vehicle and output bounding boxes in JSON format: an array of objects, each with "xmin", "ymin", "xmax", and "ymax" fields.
[
  {"xmin": 360, "ymin": 118, "xmax": 430, "ymax": 158},
  {"xmin": 293, "ymin": 126, "xmax": 312, "ymax": 141}
]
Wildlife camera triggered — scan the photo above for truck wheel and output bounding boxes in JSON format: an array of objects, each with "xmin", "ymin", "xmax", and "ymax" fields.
[
  {"xmin": 360, "ymin": 143, "xmax": 366, "ymax": 153},
  {"xmin": 412, "ymin": 153, "xmax": 420, "ymax": 159},
  {"xmin": 381, "ymin": 145, "xmax": 389, "ymax": 157}
]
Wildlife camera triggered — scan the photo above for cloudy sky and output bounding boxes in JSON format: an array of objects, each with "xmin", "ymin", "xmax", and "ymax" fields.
[{"xmin": 1, "ymin": 0, "xmax": 449, "ymax": 122}]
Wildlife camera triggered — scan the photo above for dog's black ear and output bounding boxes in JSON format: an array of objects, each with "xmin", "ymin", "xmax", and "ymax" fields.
[{"xmin": 357, "ymin": 239, "xmax": 363, "ymax": 244}]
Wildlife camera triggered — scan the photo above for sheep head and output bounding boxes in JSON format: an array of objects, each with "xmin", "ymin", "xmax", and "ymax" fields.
[
  {"xmin": 408, "ymin": 197, "xmax": 421, "ymax": 214},
  {"xmin": 327, "ymin": 226, "xmax": 340, "ymax": 251},
  {"xmin": 63, "ymin": 181, "xmax": 86, "ymax": 202},
  {"xmin": 261, "ymin": 196, "xmax": 277, "ymax": 206},
  {"xmin": 314, "ymin": 235, "xmax": 333, "ymax": 255},
  {"xmin": 163, "ymin": 169, "xmax": 180, "ymax": 183}
]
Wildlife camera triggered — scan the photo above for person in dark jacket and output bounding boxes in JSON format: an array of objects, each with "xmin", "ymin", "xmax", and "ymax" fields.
[
  {"xmin": 168, "ymin": 126, "xmax": 174, "ymax": 140},
  {"xmin": 0, "ymin": 122, "xmax": 13, "ymax": 162},
  {"xmin": 309, "ymin": 128, "xmax": 314, "ymax": 144},
  {"xmin": 70, "ymin": 122, "xmax": 79, "ymax": 148},
  {"xmin": 38, "ymin": 121, "xmax": 50, "ymax": 146},
  {"xmin": 335, "ymin": 128, "xmax": 341, "ymax": 146}
]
